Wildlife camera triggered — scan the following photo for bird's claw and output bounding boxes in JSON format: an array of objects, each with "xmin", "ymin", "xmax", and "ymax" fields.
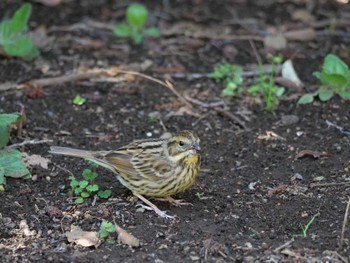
[{"xmin": 135, "ymin": 204, "xmax": 175, "ymax": 219}]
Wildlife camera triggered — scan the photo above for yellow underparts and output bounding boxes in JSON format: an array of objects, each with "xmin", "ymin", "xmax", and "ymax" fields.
[{"xmin": 184, "ymin": 154, "xmax": 200, "ymax": 166}]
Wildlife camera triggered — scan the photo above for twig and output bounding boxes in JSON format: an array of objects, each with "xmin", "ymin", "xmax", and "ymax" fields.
[
  {"xmin": 310, "ymin": 182, "xmax": 350, "ymax": 188},
  {"xmin": 215, "ymin": 108, "xmax": 248, "ymax": 130},
  {"xmin": 8, "ymin": 139, "xmax": 53, "ymax": 149},
  {"xmin": 273, "ymin": 238, "xmax": 294, "ymax": 252},
  {"xmin": 326, "ymin": 120, "xmax": 350, "ymax": 136},
  {"xmin": 249, "ymin": 40, "xmax": 262, "ymax": 66},
  {"xmin": 22, "ymin": 72, "xmax": 101, "ymax": 89},
  {"xmin": 184, "ymin": 94, "xmax": 225, "ymax": 108},
  {"xmin": 340, "ymin": 197, "xmax": 350, "ymax": 248}
]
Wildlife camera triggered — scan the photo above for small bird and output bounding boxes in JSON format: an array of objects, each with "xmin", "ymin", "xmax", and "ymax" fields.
[{"xmin": 49, "ymin": 130, "xmax": 201, "ymax": 219}]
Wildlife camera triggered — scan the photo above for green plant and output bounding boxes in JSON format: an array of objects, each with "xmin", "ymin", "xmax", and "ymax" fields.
[
  {"xmin": 69, "ymin": 168, "xmax": 112, "ymax": 204},
  {"xmin": 211, "ymin": 64, "xmax": 244, "ymax": 96},
  {"xmin": 0, "ymin": 3, "xmax": 39, "ymax": 59},
  {"xmin": 293, "ymin": 213, "xmax": 318, "ymax": 238},
  {"xmin": 72, "ymin": 95, "xmax": 86, "ymax": 106},
  {"xmin": 248, "ymin": 54, "xmax": 285, "ymax": 111},
  {"xmin": 298, "ymin": 54, "xmax": 350, "ymax": 104},
  {"xmin": 195, "ymin": 192, "xmax": 205, "ymax": 200},
  {"xmin": 113, "ymin": 3, "xmax": 160, "ymax": 44},
  {"xmin": 0, "ymin": 113, "xmax": 31, "ymax": 191},
  {"xmin": 99, "ymin": 221, "xmax": 116, "ymax": 241}
]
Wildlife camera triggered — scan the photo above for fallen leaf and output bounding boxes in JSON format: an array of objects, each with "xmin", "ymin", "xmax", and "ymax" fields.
[
  {"xmin": 22, "ymin": 152, "xmax": 50, "ymax": 169},
  {"xmin": 295, "ymin": 150, "xmax": 329, "ymax": 160},
  {"xmin": 281, "ymin": 60, "xmax": 303, "ymax": 88},
  {"xmin": 115, "ymin": 224, "xmax": 140, "ymax": 247},
  {"xmin": 257, "ymin": 131, "xmax": 286, "ymax": 141},
  {"xmin": 292, "ymin": 9, "xmax": 316, "ymax": 23},
  {"xmin": 264, "ymin": 33, "xmax": 287, "ymax": 50},
  {"xmin": 66, "ymin": 225, "xmax": 100, "ymax": 247},
  {"xmin": 284, "ymin": 28, "xmax": 316, "ymax": 41}
]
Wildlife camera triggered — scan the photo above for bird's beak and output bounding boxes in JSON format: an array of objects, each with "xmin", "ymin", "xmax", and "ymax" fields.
[{"xmin": 190, "ymin": 142, "xmax": 200, "ymax": 154}]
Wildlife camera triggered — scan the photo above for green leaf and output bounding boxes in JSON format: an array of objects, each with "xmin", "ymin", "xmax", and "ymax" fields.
[
  {"xmin": 275, "ymin": 87, "xmax": 285, "ymax": 97},
  {"xmin": 338, "ymin": 91, "xmax": 350, "ymax": 100},
  {"xmin": 81, "ymin": 191, "xmax": 89, "ymax": 198},
  {"xmin": 86, "ymin": 184, "xmax": 99, "ymax": 192},
  {"xmin": 70, "ymin": 179, "xmax": 79, "ymax": 189},
  {"xmin": 317, "ymin": 88, "xmax": 334, "ymax": 101},
  {"xmin": 10, "ymin": 3, "xmax": 32, "ymax": 36},
  {"xmin": 113, "ymin": 24, "xmax": 131, "ymax": 37},
  {"xmin": 0, "ymin": 21, "xmax": 13, "ymax": 44},
  {"xmin": 0, "ymin": 113, "xmax": 20, "ymax": 148},
  {"xmin": 101, "ymin": 221, "xmax": 115, "ymax": 233},
  {"xmin": 79, "ymin": 180, "xmax": 89, "ymax": 189},
  {"xmin": 298, "ymin": 93, "xmax": 315, "ymax": 104},
  {"xmin": 98, "ymin": 189, "xmax": 112, "ymax": 199},
  {"xmin": 126, "ymin": 4, "xmax": 148, "ymax": 29},
  {"xmin": 131, "ymin": 32, "xmax": 143, "ymax": 44},
  {"xmin": 99, "ymin": 228, "xmax": 109, "ymax": 238},
  {"xmin": 0, "ymin": 149, "xmax": 31, "ymax": 179},
  {"xmin": 4, "ymin": 36, "xmax": 39, "ymax": 59},
  {"xmin": 143, "ymin": 27, "xmax": 160, "ymax": 37},
  {"xmin": 322, "ymin": 54, "xmax": 349, "ymax": 77},
  {"xmin": 72, "ymin": 95, "xmax": 86, "ymax": 106},
  {"xmin": 0, "ymin": 113, "xmax": 20, "ymax": 128},
  {"xmin": 0, "ymin": 167, "xmax": 5, "ymax": 184},
  {"xmin": 82, "ymin": 169, "xmax": 98, "ymax": 181},
  {"xmin": 75, "ymin": 197, "xmax": 84, "ymax": 204}
]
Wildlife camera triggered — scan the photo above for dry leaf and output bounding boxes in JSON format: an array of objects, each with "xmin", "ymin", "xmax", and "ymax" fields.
[
  {"xmin": 292, "ymin": 9, "xmax": 316, "ymax": 23},
  {"xmin": 257, "ymin": 131, "xmax": 286, "ymax": 141},
  {"xmin": 284, "ymin": 28, "xmax": 316, "ymax": 41},
  {"xmin": 66, "ymin": 225, "xmax": 100, "ymax": 247},
  {"xmin": 281, "ymin": 59, "xmax": 303, "ymax": 88},
  {"xmin": 295, "ymin": 150, "xmax": 329, "ymax": 160},
  {"xmin": 115, "ymin": 224, "xmax": 140, "ymax": 247},
  {"xmin": 264, "ymin": 33, "xmax": 287, "ymax": 50},
  {"xmin": 22, "ymin": 153, "xmax": 50, "ymax": 169}
]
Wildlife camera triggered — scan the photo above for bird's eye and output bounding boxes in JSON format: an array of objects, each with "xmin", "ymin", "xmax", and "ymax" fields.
[{"xmin": 179, "ymin": 141, "xmax": 185, "ymax": 146}]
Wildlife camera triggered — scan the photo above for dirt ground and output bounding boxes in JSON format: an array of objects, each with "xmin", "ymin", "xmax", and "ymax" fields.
[{"xmin": 1, "ymin": 0, "xmax": 350, "ymax": 262}]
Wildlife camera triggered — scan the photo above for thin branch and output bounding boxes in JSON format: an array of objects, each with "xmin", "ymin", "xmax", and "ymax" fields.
[
  {"xmin": 8, "ymin": 139, "xmax": 53, "ymax": 149},
  {"xmin": 340, "ymin": 197, "xmax": 350, "ymax": 248}
]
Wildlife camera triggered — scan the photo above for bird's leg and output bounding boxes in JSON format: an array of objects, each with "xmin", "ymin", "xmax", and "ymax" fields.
[
  {"xmin": 154, "ymin": 196, "xmax": 193, "ymax": 206},
  {"xmin": 134, "ymin": 194, "xmax": 175, "ymax": 219}
]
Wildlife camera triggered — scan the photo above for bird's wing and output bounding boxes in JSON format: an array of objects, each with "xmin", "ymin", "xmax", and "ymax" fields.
[{"xmin": 131, "ymin": 150, "xmax": 174, "ymax": 180}]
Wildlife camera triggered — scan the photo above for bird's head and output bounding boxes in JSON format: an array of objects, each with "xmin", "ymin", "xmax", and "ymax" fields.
[{"xmin": 167, "ymin": 130, "xmax": 201, "ymax": 161}]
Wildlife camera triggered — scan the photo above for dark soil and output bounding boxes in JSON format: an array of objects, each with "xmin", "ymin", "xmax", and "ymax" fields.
[{"xmin": 1, "ymin": 0, "xmax": 350, "ymax": 262}]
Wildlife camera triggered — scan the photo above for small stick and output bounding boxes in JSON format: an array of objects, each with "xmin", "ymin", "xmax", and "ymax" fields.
[
  {"xmin": 215, "ymin": 109, "xmax": 248, "ymax": 130},
  {"xmin": 273, "ymin": 239, "xmax": 294, "ymax": 252},
  {"xmin": 310, "ymin": 182, "xmax": 350, "ymax": 188},
  {"xmin": 8, "ymin": 139, "xmax": 53, "ymax": 149},
  {"xmin": 326, "ymin": 120, "xmax": 350, "ymax": 136},
  {"xmin": 340, "ymin": 197, "xmax": 350, "ymax": 248}
]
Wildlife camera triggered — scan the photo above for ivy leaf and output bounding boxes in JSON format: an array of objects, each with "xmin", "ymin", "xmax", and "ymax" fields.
[
  {"xmin": 298, "ymin": 93, "xmax": 315, "ymax": 104},
  {"xmin": 0, "ymin": 149, "xmax": 31, "ymax": 179},
  {"xmin": 317, "ymin": 89, "xmax": 334, "ymax": 101}
]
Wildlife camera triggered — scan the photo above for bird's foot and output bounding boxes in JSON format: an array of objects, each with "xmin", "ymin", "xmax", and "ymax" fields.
[
  {"xmin": 134, "ymin": 194, "xmax": 175, "ymax": 219},
  {"xmin": 155, "ymin": 196, "xmax": 193, "ymax": 207}
]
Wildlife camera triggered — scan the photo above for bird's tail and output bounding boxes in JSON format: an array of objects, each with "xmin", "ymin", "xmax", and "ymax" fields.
[
  {"xmin": 49, "ymin": 146, "xmax": 115, "ymax": 172},
  {"xmin": 49, "ymin": 146, "xmax": 94, "ymax": 159}
]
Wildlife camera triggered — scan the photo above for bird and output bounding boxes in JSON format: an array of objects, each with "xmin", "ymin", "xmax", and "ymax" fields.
[{"xmin": 49, "ymin": 130, "xmax": 201, "ymax": 219}]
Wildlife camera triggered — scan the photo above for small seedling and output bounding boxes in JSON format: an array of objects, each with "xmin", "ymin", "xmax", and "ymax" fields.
[
  {"xmin": 99, "ymin": 221, "xmax": 116, "ymax": 242},
  {"xmin": 69, "ymin": 168, "xmax": 112, "ymax": 204},
  {"xmin": 248, "ymin": 54, "xmax": 285, "ymax": 111},
  {"xmin": 0, "ymin": 3, "xmax": 40, "ymax": 59},
  {"xmin": 211, "ymin": 64, "xmax": 244, "ymax": 96},
  {"xmin": 113, "ymin": 3, "xmax": 160, "ymax": 44},
  {"xmin": 298, "ymin": 54, "xmax": 350, "ymax": 104},
  {"xmin": 293, "ymin": 213, "xmax": 318, "ymax": 238},
  {"xmin": 0, "ymin": 112, "xmax": 31, "ymax": 191},
  {"xmin": 195, "ymin": 192, "xmax": 205, "ymax": 200},
  {"xmin": 72, "ymin": 95, "xmax": 86, "ymax": 106}
]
